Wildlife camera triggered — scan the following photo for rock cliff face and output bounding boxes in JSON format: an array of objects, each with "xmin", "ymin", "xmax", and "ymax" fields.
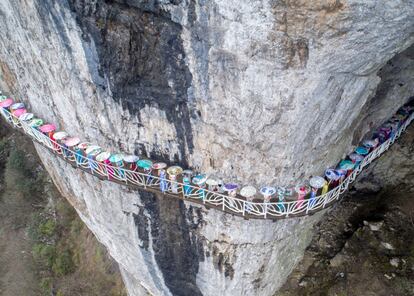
[{"xmin": 0, "ymin": 1, "xmax": 413, "ymax": 295}]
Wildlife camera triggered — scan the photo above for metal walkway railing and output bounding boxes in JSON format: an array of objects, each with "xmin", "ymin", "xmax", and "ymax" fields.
[{"xmin": 1, "ymin": 107, "xmax": 413, "ymax": 219}]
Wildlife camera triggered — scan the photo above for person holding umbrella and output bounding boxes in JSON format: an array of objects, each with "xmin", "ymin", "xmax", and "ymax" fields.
[
  {"xmin": 338, "ymin": 159, "xmax": 355, "ymax": 177},
  {"xmin": 277, "ymin": 187, "xmax": 287, "ymax": 212},
  {"xmin": 309, "ymin": 176, "xmax": 327, "ymax": 209},
  {"xmin": 75, "ymin": 142, "xmax": 90, "ymax": 165},
  {"xmin": 294, "ymin": 184, "xmax": 310, "ymax": 209},
  {"xmin": 224, "ymin": 183, "xmax": 239, "ymax": 199},
  {"xmin": 62, "ymin": 137, "xmax": 80, "ymax": 160},
  {"xmin": 137, "ymin": 159, "xmax": 153, "ymax": 184},
  {"xmin": 167, "ymin": 166, "xmax": 183, "ymax": 194},
  {"xmin": 206, "ymin": 177, "xmax": 219, "ymax": 192},
  {"xmin": 182, "ymin": 170, "xmax": 193, "ymax": 196},
  {"xmin": 260, "ymin": 186, "xmax": 276, "ymax": 203},
  {"xmin": 240, "ymin": 186, "xmax": 256, "ymax": 213},
  {"xmin": 10, "ymin": 102, "xmax": 24, "ymax": 124},
  {"xmin": 109, "ymin": 154, "xmax": 125, "ymax": 179},
  {"xmin": 96, "ymin": 151, "xmax": 112, "ymax": 178},
  {"xmin": 39, "ymin": 124, "xmax": 57, "ymax": 146},
  {"xmin": 348, "ymin": 152, "xmax": 364, "ymax": 166},
  {"xmin": 325, "ymin": 169, "xmax": 340, "ymax": 189},
  {"xmin": 192, "ymin": 174, "xmax": 208, "ymax": 200},
  {"xmin": 85, "ymin": 145, "xmax": 102, "ymax": 172},
  {"xmin": 52, "ymin": 131, "xmax": 68, "ymax": 153},
  {"xmin": 123, "ymin": 155, "xmax": 139, "ymax": 171}
]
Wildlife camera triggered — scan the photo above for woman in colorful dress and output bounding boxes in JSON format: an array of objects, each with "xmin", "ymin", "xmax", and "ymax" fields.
[{"xmin": 159, "ymin": 169, "xmax": 168, "ymax": 193}]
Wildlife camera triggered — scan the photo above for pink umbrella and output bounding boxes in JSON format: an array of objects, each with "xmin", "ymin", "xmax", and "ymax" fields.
[
  {"xmin": 39, "ymin": 124, "xmax": 56, "ymax": 133},
  {"xmin": 0, "ymin": 98, "xmax": 13, "ymax": 108},
  {"xmin": 64, "ymin": 137, "xmax": 81, "ymax": 147},
  {"xmin": 13, "ymin": 108, "xmax": 27, "ymax": 117}
]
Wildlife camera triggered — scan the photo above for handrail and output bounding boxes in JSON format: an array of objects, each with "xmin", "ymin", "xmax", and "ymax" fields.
[{"xmin": 0, "ymin": 107, "xmax": 412, "ymax": 219}]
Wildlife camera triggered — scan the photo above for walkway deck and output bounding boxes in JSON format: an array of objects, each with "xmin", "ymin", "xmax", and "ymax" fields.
[{"xmin": 1, "ymin": 107, "xmax": 413, "ymax": 220}]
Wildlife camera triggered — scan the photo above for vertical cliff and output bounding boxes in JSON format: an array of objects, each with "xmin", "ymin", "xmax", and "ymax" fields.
[{"xmin": 0, "ymin": 0, "xmax": 413, "ymax": 295}]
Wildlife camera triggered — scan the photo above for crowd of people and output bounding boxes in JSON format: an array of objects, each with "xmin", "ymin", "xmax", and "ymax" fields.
[{"xmin": 1, "ymin": 92, "xmax": 413, "ymax": 212}]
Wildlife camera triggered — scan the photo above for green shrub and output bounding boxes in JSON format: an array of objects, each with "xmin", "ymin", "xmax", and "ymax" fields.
[
  {"xmin": 28, "ymin": 214, "xmax": 57, "ymax": 241},
  {"xmin": 70, "ymin": 218, "xmax": 83, "ymax": 236},
  {"xmin": 16, "ymin": 177, "xmax": 42, "ymax": 197},
  {"xmin": 39, "ymin": 219, "xmax": 56, "ymax": 237},
  {"xmin": 28, "ymin": 213, "xmax": 43, "ymax": 241},
  {"xmin": 7, "ymin": 149, "xmax": 26, "ymax": 171},
  {"xmin": 39, "ymin": 277, "xmax": 52, "ymax": 294},
  {"xmin": 32, "ymin": 243, "xmax": 56, "ymax": 269},
  {"xmin": 52, "ymin": 249, "xmax": 75, "ymax": 276}
]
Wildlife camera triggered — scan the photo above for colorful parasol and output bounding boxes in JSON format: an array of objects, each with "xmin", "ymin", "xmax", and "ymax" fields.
[
  {"xmin": 355, "ymin": 146, "xmax": 369, "ymax": 156},
  {"xmin": 64, "ymin": 137, "xmax": 80, "ymax": 147},
  {"xmin": 109, "ymin": 153, "xmax": 124, "ymax": 163},
  {"xmin": 123, "ymin": 155, "xmax": 139, "ymax": 163},
  {"xmin": 137, "ymin": 159, "xmax": 153, "ymax": 170},
  {"xmin": 29, "ymin": 118, "xmax": 44, "ymax": 127},
  {"xmin": 10, "ymin": 102, "xmax": 24, "ymax": 110},
  {"xmin": 338, "ymin": 159, "xmax": 355, "ymax": 170},
  {"xmin": 85, "ymin": 145, "xmax": 102, "ymax": 156},
  {"xmin": 205, "ymin": 178, "xmax": 219, "ymax": 186},
  {"xmin": 362, "ymin": 138, "xmax": 379, "ymax": 148},
  {"xmin": 240, "ymin": 186, "xmax": 257, "ymax": 198},
  {"xmin": 0, "ymin": 98, "xmax": 14, "ymax": 108},
  {"xmin": 152, "ymin": 162, "xmax": 167, "ymax": 170},
  {"xmin": 39, "ymin": 124, "xmax": 56, "ymax": 133},
  {"xmin": 77, "ymin": 142, "xmax": 90, "ymax": 150},
  {"xmin": 224, "ymin": 183, "xmax": 239, "ymax": 192},
  {"xmin": 309, "ymin": 176, "xmax": 327, "ymax": 189},
  {"xmin": 167, "ymin": 166, "xmax": 183, "ymax": 176},
  {"xmin": 336, "ymin": 169, "xmax": 347, "ymax": 177},
  {"xmin": 325, "ymin": 169, "xmax": 340, "ymax": 181},
  {"xmin": 96, "ymin": 151, "xmax": 111, "ymax": 162},
  {"xmin": 19, "ymin": 113, "xmax": 34, "ymax": 121},
  {"xmin": 348, "ymin": 153, "xmax": 364, "ymax": 162},
  {"xmin": 13, "ymin": 108, "xmax": 27, "ymax": 117},
  {"xmin": 260, "ymin": 186, "xmax": 276, "ymax": 196},
  {"xmin": 53, "ymin": 131, "xmax": 68, "ymax": 140},
  {"xmin": 192, "ymin": 174, "xmax": 208, "ymax": 185}
]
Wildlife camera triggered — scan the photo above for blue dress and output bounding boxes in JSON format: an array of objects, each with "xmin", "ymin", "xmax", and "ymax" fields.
[
  {"xmin": 159, "ymin": 171, "xmax": 168, "ymax": 192},
  {"xmin": 309, "ymin": 190, "xmax": 317, "ymax": 208},
  {"xmin": 183, "ymin": 177, "xmax": 191, "ymax": 196},
  {"xmin": 74, "ymin": 147, "xmax": 83, "ymax": 165}
]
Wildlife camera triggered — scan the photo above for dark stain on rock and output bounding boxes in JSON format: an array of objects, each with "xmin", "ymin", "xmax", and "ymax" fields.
[
  {"xmin": 211, "ymin": 245, "xmax": 235, "ymax": 280},
  {"xmin": 67, "ymin": 0, "xmax": 195, "ymax": 165},
  {"xmin": 132, "ymin": 189, "xmax": 204, "ymax": 296},
  {"xmin": 132, "ymin": 211, "xmax": 149, "ymax": 250}
]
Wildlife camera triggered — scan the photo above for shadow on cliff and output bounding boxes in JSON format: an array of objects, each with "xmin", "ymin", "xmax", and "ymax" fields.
[{"xmin": 129, "ymin": 191, "xmax": 205, "ymax": 296}]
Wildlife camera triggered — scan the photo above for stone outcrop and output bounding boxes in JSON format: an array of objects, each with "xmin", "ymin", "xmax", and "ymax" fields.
[{"xmin": 0, "ymin": 0, "xmax": 413, "ymax": 295}]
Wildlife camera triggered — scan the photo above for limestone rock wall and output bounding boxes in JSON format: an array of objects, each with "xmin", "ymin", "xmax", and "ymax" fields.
[{"xmin": 0, "ymin": 0, "xmax": 413, "ymax": 295}]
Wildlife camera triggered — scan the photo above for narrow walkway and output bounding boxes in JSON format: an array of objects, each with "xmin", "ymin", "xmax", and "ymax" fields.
[{"xmin": 0, "ymin": 104, "xmax": 413, "ymax": 220}]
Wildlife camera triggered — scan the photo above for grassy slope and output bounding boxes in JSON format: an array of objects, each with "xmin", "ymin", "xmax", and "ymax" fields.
[{"xmin": 0, "ymin": 124, "xmax": 127, "ymax": 296}]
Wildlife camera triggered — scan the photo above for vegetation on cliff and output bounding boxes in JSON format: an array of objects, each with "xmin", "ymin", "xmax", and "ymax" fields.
[{"xmin": 0, "ymin": 124, "xmax": 126, "ymax": 296}]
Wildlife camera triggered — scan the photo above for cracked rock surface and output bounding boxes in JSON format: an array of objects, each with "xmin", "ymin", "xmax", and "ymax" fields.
[{"xmin": 0, "ymin": 1, "xmax": 413, "ymax": 295}]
